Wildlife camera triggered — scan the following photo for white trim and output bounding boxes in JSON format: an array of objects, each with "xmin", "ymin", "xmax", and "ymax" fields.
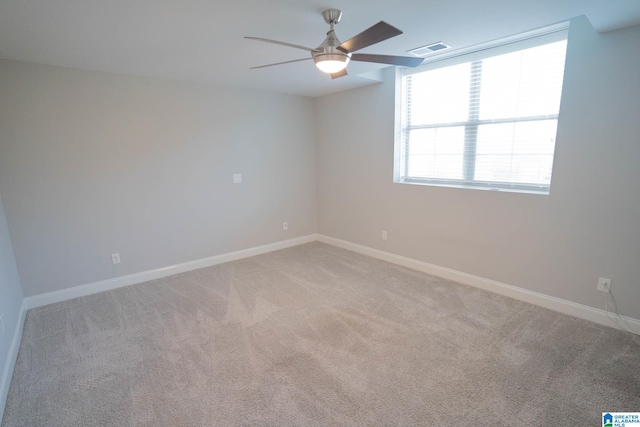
[
  {"xmin": 0, "ymin": 300, "xmax": 27, "ymax": 418},
  {"xmin": 26, "ymin": 231, "xmax": 634, "ymax": 331},
  {"xmin": 24, "ymin": 234, "xmax": 318, "ymax": 310},
  {"xmin": 317, "ymin": 234, "xmax": 640, "ymax": 334}
]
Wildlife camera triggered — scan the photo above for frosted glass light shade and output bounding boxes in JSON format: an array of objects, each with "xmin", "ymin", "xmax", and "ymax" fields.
[
  {"xmin": 315, "ymin": 59, "xmax": 348, "ymax": 73},
  {"xmin": 313, "ymin": 51, "xmax": 350, "ymax": 74}
]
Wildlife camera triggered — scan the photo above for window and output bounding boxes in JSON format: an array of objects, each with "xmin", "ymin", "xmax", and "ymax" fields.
[{"xmin": 395, "ymin": 25, "xmax": 569, "ymax": 194}]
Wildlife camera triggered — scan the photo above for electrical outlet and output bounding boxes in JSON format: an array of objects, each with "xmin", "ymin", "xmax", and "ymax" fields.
[
  {"xmin": 382, "ymin": 231, "xmax": 388, "ymax": 241},
  {"xmin": 597, "ymin": 277, "xmax": 611, "ymax": 293},
  {"xmin": 111, "ymin": 253, "xmax": 121, "ymax": 265},
  {"xmin": 283, "ymin": 222, "xmax": 288, "ymax": 231}
]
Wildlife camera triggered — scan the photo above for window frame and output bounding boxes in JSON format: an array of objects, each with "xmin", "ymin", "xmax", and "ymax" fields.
[{"xmin": 394, "ymin": 23, "xmax": 569, "ymax": 195}]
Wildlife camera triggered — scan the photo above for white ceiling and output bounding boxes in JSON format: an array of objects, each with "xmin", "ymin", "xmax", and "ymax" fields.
[{"xmin": 1, "ymin": 0, "xmax": 639, "ymax": 97}]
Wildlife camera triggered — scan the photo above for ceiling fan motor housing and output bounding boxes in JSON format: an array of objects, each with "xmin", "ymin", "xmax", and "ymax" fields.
[{"xmin": 313, "ymin": 9, "xmax": 351, "ymax": 68}]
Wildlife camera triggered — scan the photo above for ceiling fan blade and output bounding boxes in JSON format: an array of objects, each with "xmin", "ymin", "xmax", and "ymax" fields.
[
  {"xmin": 330, "ymin": 69, "xmax": 348, "ymax": 79},
  {"xmin": 351, "ymin": 53, "xmax": 423, "ymax": 67},
  {"xmin": 337, "ymin": 21, "xmax": 402, "ymax": 53},
  {"xmin": 245, "ymin": 37, "xmax": 319, "ymax": 52},
  {"xmin": 250, "ymin": 58, "xmax": 312, "ymax": 69}
]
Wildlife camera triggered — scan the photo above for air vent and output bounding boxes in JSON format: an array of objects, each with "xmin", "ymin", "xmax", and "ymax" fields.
[{"xmin": 408, "ymin": 42, "xmax": 451, "ymax": 57}]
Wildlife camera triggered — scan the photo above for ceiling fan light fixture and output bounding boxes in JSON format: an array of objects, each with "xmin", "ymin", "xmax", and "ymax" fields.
[
  {"xmin": 247, "ymin": 9, "xmax": 422, "ymax": 78},
  {"xmin": 313, "ymin": 53, "xmax": 350, "ymax": 73},
  {"xmin": 315, "ymin": 59, "xmax": 348, "ymax": 73}
]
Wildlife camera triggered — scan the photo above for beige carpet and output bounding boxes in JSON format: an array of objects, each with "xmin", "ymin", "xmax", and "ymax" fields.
[{"xmin": 3, "ymin": 242, "xmax": 640, "ymax": 426}]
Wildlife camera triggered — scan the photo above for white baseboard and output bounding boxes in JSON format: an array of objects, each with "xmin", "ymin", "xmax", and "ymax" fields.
[
  {"xmin": 0, "ymin": 300, "xmax": 27, "ymax": 419},
  {"xmin": 317, "ymin": 234, "xmax": 640, "ymax": 334},
  {"xmin": 14, "ymin": 231, "xmax": 640, "ymax": 348},
  {"xmin": 24, "ymin": 234, "xmax": 318, "ymax": 310}
]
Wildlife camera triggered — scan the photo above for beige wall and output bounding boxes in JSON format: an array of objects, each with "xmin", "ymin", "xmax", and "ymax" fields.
[
  {"xmin": 315, "ymin": 17, "xmax": 640, "ymax": 320},
  {"xmin": 0, "ymin": 60, "xmax": 317, "ymax": 297},
  {"xmin": 1, "ymin": 16, "xmax": 638, "ymax": 323}
]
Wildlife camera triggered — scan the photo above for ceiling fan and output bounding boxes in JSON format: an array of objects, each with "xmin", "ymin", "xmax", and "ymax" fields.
[{"xmin": 245, "ymin": 9, "xmax": 423, "ymax": 79}]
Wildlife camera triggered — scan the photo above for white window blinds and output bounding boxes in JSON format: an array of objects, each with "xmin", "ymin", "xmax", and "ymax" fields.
[{"xmin": 396, "ymin": 26, "xmax": 569, "ymax": 194}]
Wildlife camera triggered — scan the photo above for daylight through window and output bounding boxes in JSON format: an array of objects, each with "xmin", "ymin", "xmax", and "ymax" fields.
[{"xmin": 395, "ymin": 27, "xmax": 569, "ymax": 194}]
